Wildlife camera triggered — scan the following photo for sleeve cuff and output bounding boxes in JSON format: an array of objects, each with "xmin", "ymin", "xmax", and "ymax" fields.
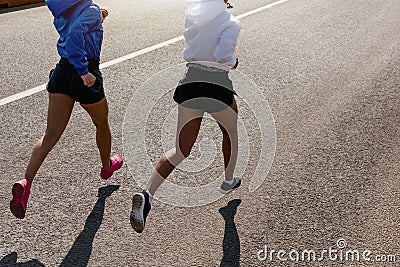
[{"xmin": 76, "ymin": 66, "xmax": 89, "ymax": 76}]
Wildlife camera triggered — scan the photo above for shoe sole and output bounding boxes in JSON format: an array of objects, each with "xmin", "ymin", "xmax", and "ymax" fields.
[
  {"xmin": 219, "ymin": 179, "xmax": 242, "ymax": 194},
  {"xmin": 10, "ymin": 183, "xmax": 26, "ymax": 219},
  {"xmin": 130, "ymin": 193, "xmax": 145, "ymax": 233}
]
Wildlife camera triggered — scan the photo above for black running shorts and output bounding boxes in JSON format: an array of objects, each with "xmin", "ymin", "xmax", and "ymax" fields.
[
  {"xmin": 47, "ymin": 58, "xmax": 105, "ymax": 104},
  {"xmin": 173, "ymin": 65, "xmax": 236, "ymax": 113}
]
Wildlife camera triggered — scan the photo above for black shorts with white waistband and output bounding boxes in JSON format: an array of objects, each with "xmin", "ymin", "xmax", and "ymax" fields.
[
  {"xmin": 173, "ymin": 65, "xmax": 236, "ymax": 113},
  {"xmin": 47, "ymin": 58, "xmax": 105, "ymax": 104}
]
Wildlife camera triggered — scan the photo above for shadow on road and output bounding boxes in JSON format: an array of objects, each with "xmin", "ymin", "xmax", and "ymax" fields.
[
  {"xmin": 0, "ymin": 252, "xmax": 44, "ymax": 267},
  {"xmin": 59, "ymin": 184, "xmax": 120, "ymax": 267},
  {"xmin": 0, "ymin": 185, "xmax": 119, "ymax": 267},
  {"xmin": 219, "ymin": 199, "xmax": 241, "ymax": 267}
]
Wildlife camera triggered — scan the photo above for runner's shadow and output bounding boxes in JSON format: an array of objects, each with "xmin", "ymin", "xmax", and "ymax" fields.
[
  {"xmin": 0, "ymin": 252, "xmax": 45, "ymax": 266},
  {"xmin": 59, "ymin": 184, "xmax": 120, "ymax": 267},
  {"xmin": 219, "ymin": 199, "xmax": 241, "ymax": 267}
]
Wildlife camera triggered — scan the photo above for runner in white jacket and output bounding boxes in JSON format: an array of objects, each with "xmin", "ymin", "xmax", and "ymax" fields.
[
  {"xmin": 184, "ymin": 0, "xmax": 240, "ymax": 67},
  {"xmin": 130, "ymin": 0, "xmax": 241, "ymax": 233}
]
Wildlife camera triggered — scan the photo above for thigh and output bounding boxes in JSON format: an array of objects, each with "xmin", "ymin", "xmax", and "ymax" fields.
[
  {"xmin": 47, "ymin": 61, "xmax": 76, "ymax": 100},
  {"xmin": 80, "ymin": 97, "xmax": 108, "ymax": 126},
  {"xmin": 176, "ymin": 105, "xmax": 205, "ymax": 153},
  {"xmin": 210, "ymin": 99, "xmax": 238, "ymax": 133},
  {"xmin": 45, "ymin": 93, "xmax": 75, "ymax": 137}
]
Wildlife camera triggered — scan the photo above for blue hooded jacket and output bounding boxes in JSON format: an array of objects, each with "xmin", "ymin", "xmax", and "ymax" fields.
[{"xmin": 46, "ymin": 0, "xmax": 103, "ymax": 76}]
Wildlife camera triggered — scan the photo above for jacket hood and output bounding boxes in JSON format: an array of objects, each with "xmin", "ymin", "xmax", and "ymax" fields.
[
  {"xmin": 46, "ymin": 0, "xmax": 92, "ymax": 18},
  {"xmin": 185, "ymin": 0, "xmax": 227, "ymax": 26}
]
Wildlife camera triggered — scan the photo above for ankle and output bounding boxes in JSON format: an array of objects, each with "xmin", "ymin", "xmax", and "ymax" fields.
[
  {"xmin": 103, "ymin": 159, "xmax": 112, "ymax": 168},
  {"xmin": 23, "ymin": 178, "xmax": 32, "ymax": 186},
  {"xmin": 224, "ymin": 178, "xmax": 234, "ymax": 185},
  {"xmin": 145, "ymin": 190, "xmax": 153, "ymax": 204}
]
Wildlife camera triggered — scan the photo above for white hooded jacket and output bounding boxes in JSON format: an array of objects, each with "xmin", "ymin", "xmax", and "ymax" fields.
[{"xmin": 183, "ymin": 0, "xmax": 240, "ymax": 68}]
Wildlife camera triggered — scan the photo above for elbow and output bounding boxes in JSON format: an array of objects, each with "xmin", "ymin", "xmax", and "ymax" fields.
[{"xmin": 215, "ymin": 55, "xmax": 236, "ymax": 67}]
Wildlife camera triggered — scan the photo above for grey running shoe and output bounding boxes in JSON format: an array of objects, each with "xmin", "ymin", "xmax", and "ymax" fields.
[
  {"xmin": 219, "ymin": 177, "xmax": 241, "ymax": 194},
  {"xmin": 130, "ymin": 190, "xmax": 151, "ymax": 233}
]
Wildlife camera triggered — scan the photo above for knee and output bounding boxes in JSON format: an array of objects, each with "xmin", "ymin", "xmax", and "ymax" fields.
[
  {"xmin": 165, "ymin": 147, "xmax": 190, "ymax": 166},
  {"xmin": 177, "ymin": 146, "xmax": 192, "ymax": 159},
  {"xmin": 220, "ymin": 125, "xmax": 237, "ymax": 137},
  {"xmin": 182, "ymin": 149, "xmax": 191, "ymax": 159},
  {"xmin": 41, "ymin": 131, "xmax": 60, "ymax": 147},
  {"xmin": 220, "ymin": 126, "xmax": 228, "ymax": 136},
  {"xmin": 92, "ymin": 118, "xmax": 109, "ymax": 129},
  {"xmin": 155, "ymin": 156, "xmax": 169, "ymax": 169}
]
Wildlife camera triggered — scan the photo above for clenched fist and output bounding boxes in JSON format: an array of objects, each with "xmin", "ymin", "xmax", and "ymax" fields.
[{"xmin": 81, "ymin": 73, "xmax": 96, "ymax": 87}]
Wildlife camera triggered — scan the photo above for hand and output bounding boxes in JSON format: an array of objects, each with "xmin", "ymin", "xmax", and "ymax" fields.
[
  {"xmin": 232, "ymin": 57, "xmax": 239, "ymax": 69},
  {"xmin": 101, "ymin": 8, "xmax": 109, "ymax": 23},
  {"xmin": 81, "ymin": 73, "xmax": 96, "ymax": 87}
]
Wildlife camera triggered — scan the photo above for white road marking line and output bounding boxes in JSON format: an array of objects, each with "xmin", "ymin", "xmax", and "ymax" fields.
[
  {"xmin": 0, "ymin": 84, "xmax": 47, "ymax": 106},
  {"xmin": 99, "ymin": 36, "xmax": 184, "ymax": 69},
  {"xmin": 0, "ymin": 0, "xmax": 288, "ymax": 107},
  {"xmin": 236, "ymin": 0, "xmax": 288, "ymax": 19}
]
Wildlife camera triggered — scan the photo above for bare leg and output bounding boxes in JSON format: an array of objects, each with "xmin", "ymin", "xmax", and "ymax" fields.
[
  {"xmin": 211, "ymin": 100, "xmax": 238, "ymax": 181},
  {"xmin": 146, "ymin": 105, "xmax": 204, "ymax": 196},
  {"xmin": 80, "ymin": 98, "xmax": 111, "ymax": 168},
  {"xmin": 24, "ymin": 93, "xmax": 75, "ymax": 183}
]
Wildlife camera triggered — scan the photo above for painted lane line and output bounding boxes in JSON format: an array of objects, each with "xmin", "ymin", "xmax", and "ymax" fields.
[
  {"xmin": 236, "ymin": 0, "xmax": 288, "ymax": 19},
  {"xmin": 99, "ymin": 36, "xmax": 184, "ymax": 69},
  {"xmin": 0, "ymin": 84, "xmax": 46, "ymax": 106}
]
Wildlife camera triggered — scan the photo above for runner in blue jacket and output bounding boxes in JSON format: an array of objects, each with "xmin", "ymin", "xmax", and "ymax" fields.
[
  {"xmin": 10, "ymin": 0, "xmax": 123, "ymax": 220},
  {"xmin": 48, "ymin": 0, "xmax": 104, "ymax": 78}
]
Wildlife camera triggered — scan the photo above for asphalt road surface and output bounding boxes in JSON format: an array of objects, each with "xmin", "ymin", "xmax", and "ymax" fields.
[{"xmin": 1, "ymin": 0, "xmax": 400, "ymax": 266}]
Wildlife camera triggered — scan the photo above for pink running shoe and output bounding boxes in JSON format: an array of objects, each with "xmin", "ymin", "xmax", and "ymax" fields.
[
  {"xmin": 10, "ymin": 179, "xmax": 31, "ymax": 219},
  {"xmin": 100, "ymin": 154, "xmax": 123, "ymax": 179}
]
